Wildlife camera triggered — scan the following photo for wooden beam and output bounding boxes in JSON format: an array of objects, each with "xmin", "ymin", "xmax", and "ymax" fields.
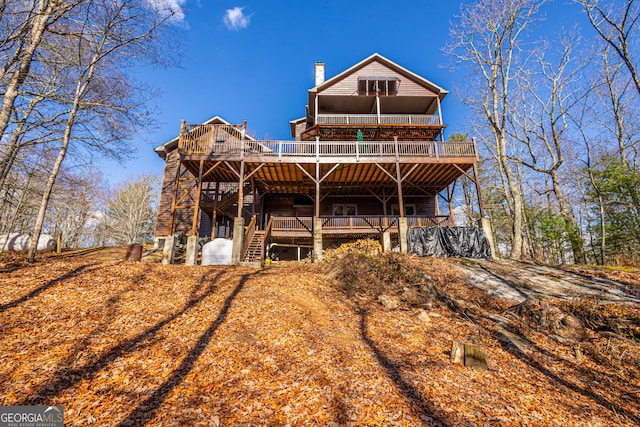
[
  {"xmin": 244, "ymin": 163, "xmax": 265, "ymax": 181},
  {"xmin": 400, "ymin": 164, "xmax": 420, "ymax": 183},
  {"xmin": 224, "ymin": 161, "xmax": 241, "ymax": 179},
  {"xmin": 202, "ymin": 161, "xmax": 222, "ymax": 180},
  {"xmin": 452, "ymin": 163, "xmax": 475, "ymax": 182},
  {"xmin": 319, "ymin": 164, "xmax": 341, "ymax": 183},
  {"xmin": 295, "ymin": 163, "xmax": 316, "ymax": 182},
  {"xmin": 374, "ymin": 163, "xmax": 398, "ymax": 182}
]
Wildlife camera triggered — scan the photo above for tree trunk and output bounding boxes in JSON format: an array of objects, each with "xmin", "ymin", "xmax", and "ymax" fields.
[
  {"xmin": 499, "ymin": 135, "xmax": 524, "ymax": 260},
  {"xmin": 27, "ymin": 125, "xmax": 71, "ymax": 262},
  {"xmin": 550, "ymin": 169, "xmax": 585, "ymax": 264}
]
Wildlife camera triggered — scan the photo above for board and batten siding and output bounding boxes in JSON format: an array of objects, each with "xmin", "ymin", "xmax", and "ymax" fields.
[{"xmin": 319, "ymin": 62, "xmax": 438, "ymax": 98}]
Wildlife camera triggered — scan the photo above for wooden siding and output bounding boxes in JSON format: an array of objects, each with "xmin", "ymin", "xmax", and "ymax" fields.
[
  {"xmin": 294, "ymin": 121, "xmax": 306, "ymax": 141},
  {"xmin": 155, "ymin": 150, "xmax": 187, "ymax": 236},
  {"xmin": 319, "ymin": 62, "xmax": 438, "ymax": 98},
  {"xmin": 263, "ymin": 194, "xmax": 435, "ymax": 218}
]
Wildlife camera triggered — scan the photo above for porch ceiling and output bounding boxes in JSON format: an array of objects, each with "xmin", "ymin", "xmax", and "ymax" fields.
[{"xmin": 179, "ymin": 158, "xmax": 474, "ymax": 197}]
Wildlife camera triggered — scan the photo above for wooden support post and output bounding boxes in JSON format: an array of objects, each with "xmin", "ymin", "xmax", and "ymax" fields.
[
  {"xmin": 398, "ymin": 217, "xmax": 408, "ymax": 254},
  {"xmin": 212, "ymin": 181, "xmax": 219, "ymax": 238},
  {"xmin": 251, "ymin": 177, "xmax": 256, "ymax": 217},
  {"xmin": 315, "ymin": 162, "xmax": 320, "ymax": 217},
  {"xmin": 447, "ymin": 183, "xmax": 455, "ymax": 227},
  {"xmin": 472, "ymin": 162, "xmax": 485, "ymax": 218},
  {"xmin": 436, "ymin": 96, "xmax": 444, "ymax": 141},
  {"xmin": 313, "ymin": 217, "xmax": 323, "ymax": 262},
  {"xmin": 394, "ymin": 137, "xmax": 404, "ymax": 218},
  {"xmin": 231, "ymin": 217, "xmax": 244, "ymax": 265},
  {"xmin": 191, "ymin": 160, "xmax": 204, "ymax": 236},
  {"xmin": 237, "ymin": 160, "xmax": 245, "ymax": 218}
]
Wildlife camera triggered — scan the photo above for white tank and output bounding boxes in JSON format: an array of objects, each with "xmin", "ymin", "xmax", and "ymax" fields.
[
  {"xmin": 201, "ymin": 238, "xmax": 233, "ymax": 265},
  {"xmin": 0, "ymin": 233, "xmax": 55, "ymax": 252}
]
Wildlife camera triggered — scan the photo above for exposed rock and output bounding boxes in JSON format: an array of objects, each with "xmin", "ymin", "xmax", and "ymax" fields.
[
  {"xmin": 400, "ymin": 286, "xmax": 421, "ymax": 306},
  {"xmin": 377, "ymin": 294, "xmax": 400, "ymax": 310},
  {"xmin": 413, "ymin": 309, "xmax": 431, "ymax": 323}
]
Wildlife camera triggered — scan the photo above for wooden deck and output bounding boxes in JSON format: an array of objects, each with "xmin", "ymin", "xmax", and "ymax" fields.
[
  {"xmin": 178, "ymin": 123, "xmax": 477, "ymax": 163},
  {"xmin": 270, "ymin": 215, "xmax": 451, "ymax": 237}
]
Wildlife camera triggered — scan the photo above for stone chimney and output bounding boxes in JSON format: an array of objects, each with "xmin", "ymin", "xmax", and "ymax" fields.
[{"xmin": 314, "ymin": 62, "xmax": 325, "ymax": 86}]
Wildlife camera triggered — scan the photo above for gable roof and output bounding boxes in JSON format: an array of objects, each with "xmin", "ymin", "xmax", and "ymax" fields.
[{"xmin": 311, "ymin": 53, "xmax": 448, "ymax": 98}]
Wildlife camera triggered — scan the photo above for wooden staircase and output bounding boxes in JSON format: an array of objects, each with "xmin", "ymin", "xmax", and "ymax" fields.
[
  {"xmin": 202, "ymin": 183, "xmax": 252, "ymax": 220},
  {"xmin": 242, "ymin": 230, "xmax": 265, "ymax": 263}
]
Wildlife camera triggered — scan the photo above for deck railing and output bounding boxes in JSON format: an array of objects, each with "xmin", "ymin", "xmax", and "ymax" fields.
[
  {"xmin": 316, "ymin": 114, "xmax": 441, "ymax": 125},
  {"xmin": 321, "ymin": 216, "xmax": 398, "ymax": 232},
  {"xmin": 269, "ymin": 215, "xmax": 451, "ymax": 236},
  {"xmin": 178, "ymin": 129, "xmax": 477, "ymax": 160},
  {"xmin": 271, "ymin": 216, "xmax": 313, "ymax": 235}
]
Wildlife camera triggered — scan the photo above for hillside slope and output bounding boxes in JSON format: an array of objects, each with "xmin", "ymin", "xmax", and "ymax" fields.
[{"xmin": 0, "ymin": 252, "xmax": 638, "ymax": 426}]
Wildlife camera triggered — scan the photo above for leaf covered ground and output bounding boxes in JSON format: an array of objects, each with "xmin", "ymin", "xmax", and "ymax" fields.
[{"xmin": 0, "ymin": 250, "xmax": 639, "ymax": 426}]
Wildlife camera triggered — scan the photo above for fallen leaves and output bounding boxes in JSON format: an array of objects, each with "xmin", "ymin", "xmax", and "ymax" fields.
[{"xmin": 0, "ymin": 252, "xmax": 638, "ymax": 426}]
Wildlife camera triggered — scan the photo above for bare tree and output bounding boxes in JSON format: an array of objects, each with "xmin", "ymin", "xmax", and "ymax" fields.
[
  {"xmin": 0, "ymin": 0, "xmax": 81, "ymax": 141},
  {"xmin": 509, "ymin": 31, "xmax": 588, "ymax": 263},
  {"xmin": 596, "ymin": 46, "xmax": 640, "ymax": 165},
  {"xmin": 446, "ymin": 0, "xmax": 547, "ymax": 259},
  {"xmin": 105, "ymin": 174, "xmax": 158, "ymax": 245},
  {"xmin": 576, "ymin": 0, "xmax": 640, "ymax": 97},
  {"xmin": 26, "ymin": 0, "xmax": 180, "ymax": 261}
]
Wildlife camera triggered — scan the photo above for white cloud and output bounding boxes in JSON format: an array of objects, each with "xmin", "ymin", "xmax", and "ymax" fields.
[
  {"xmin": 223, "ymin": 6, "xmax": 250, "ymax": 30},
  {"xmin": 147, "ymin": 0, "xmax": 187, "ymax": 22}
]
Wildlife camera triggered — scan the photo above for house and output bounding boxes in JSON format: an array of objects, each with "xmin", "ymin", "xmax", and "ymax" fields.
[{"xmin": 154, "ymin": 53, "xmax": 488, "ymax": 265}]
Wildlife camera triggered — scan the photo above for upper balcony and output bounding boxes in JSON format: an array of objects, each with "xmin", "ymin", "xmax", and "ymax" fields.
[{"xmin": 315, "ymin": 113, "xmax": 440, "ymax": 126}]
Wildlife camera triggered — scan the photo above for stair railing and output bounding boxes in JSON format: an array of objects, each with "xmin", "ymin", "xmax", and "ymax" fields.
[
  {"xmin": 242, "ymin": 215, "xmax": 256, "ymax": 261},
  {"xmin": 261, "ymin": 216, "xmax": 273, "ymax": 265}
]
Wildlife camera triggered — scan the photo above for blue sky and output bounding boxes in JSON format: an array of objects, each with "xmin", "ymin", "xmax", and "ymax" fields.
[{"xmin": 99, "ymin": 0, "xmax": 590, "ymax": 185}]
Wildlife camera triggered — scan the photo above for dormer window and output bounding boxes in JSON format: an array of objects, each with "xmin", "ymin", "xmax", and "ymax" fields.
[{"xmin": 357, "ymin": 77, "xmax": 399, "ymax": 96}]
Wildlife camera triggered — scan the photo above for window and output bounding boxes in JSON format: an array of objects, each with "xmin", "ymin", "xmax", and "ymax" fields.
[
  {"xmin": 332, "ymin": 204, "xmax": 357, "ymax": 216},
  {"xmin": 357, "ymin": 77, "xmax": 399, "ymax": 96},
  {"xmin": 391, "ymin": 204, "xmax": 416, "ymax": 216}
]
